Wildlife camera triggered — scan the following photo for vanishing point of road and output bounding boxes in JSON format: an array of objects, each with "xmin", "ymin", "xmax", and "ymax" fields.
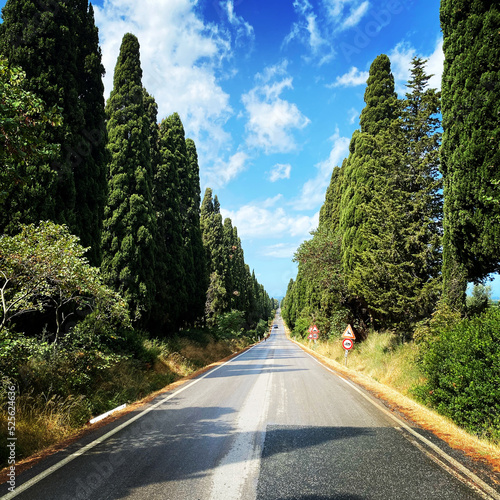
[{"xmin": 2, "ymin": 314, "xmax": 499, "ymax": 500}]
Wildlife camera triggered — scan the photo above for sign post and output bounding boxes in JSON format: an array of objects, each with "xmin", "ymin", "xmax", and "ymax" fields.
[
  {"xmin": 342, "ymin": 337, "xmax": 354, "ymax": 367},
  {"xmin": 308, "ymin": 324, "xmax": 319, "ymax": 343}
]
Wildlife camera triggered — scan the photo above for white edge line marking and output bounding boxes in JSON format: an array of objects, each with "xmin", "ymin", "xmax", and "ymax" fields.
[
  {"xmin": 3, "ymin": 344, "xmax": 259, "ymax": 499},
  {"xmin": 297, "ymin": 344, "xmax": 500, "ymax": 500}
]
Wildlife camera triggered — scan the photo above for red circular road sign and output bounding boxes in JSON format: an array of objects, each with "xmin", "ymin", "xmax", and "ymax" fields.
[
  {"xmin": 342, "ymin": 338, "xmax": 354, "ymax": 350},
  {"xmin": 312, "ymin": 332, "xmax": 318, "ymax": 339}
]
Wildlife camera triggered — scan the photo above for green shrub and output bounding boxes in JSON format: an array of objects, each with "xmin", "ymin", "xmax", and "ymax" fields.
[
  {"xmin": 415, "ymin": 308, "xmax": 500, "ymax": 440},
  {"xmin": 293, "ymin": 316, "xmax": 311, "ymax": 338}
]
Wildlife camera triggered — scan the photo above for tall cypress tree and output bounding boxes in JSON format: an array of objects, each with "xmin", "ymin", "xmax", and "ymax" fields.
[
  {"xmin": 338, "ymin": 54, "xmax": 399, "ymax": 328},
  {"xmin": 0, "ymin": 0, "xmax": 107, "ymax": 264},
  {"xmin": 151, "ymin": 113, "xmax": 187, "ymax": 331},
  {"xmin": 101, "ymin": 33, "xmax": 156, "ymax": 322},
  {"xmin": 186, "ymin": 139, "xmax": 208, "ymax": 321},
  {"xmin": 440, "ymin": 0, "xmax": 500, "ymax": 312},
  {"xmin": 73, "ymin": 2, "xmax": 108, "ymax": 264}
]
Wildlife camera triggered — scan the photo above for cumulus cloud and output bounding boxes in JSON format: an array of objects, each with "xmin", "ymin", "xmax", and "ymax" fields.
[
  {"xmin": 242, "ymin": 62, "xmax": 310, "ymax": 153},
  {"xmin": 221, "ymin": 200, "xmax": 319, "ymax": 240},
  {"xmin": 94, "ymin": 0, "xmax": 234, "ymax": 164},
  {"xmin": 203, "ymin": 151, "xmax": 250, "ymax": 189},
  {"xmin": 269, "ymin": 163, "xmax": 292, "ymax": 182},
  {"xmin": 293, "ymin": 130, "xmax": 350, "ymax": 210},
  {"xmin": 329, "ymin": 66, "xmax": 369, "ymax": 87},
  {"xmin": 426, "ymin": 38, "xmax": 444, "ymax": 90}
]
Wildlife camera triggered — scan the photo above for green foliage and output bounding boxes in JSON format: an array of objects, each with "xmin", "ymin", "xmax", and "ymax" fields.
[
  {"xmin": 415, "ymin": 308, "xmax": 500, "ymax": 440},
  {"xmin": 0, "ymin": 221, "xmax": 129, "ymax": 339},
  {"xmin": 0, "ymin": 1, "xmax": 108, "ymax": 263},
  {"xmin": 440, "ymin": 0, "xmax": 500, "ymax": 311},
  {"xmin": 0, "ymin": 57, "xmax": 62, "ymax": 204},
  {"xmin": 216, "ymin": 310, "xmax": 245, "ymax": 339},
  {"xmin": 293, "ymin": 315, "xmax": 312, "ymax": 338},
  {"xmin": 101, "ymin": 33, "xmax": 157, "ymax": 323},
  {"xmin": 466, "ymin": 284, "xmax": 492, "ymax": 318},
  {"xmin": 149, "ymin": 112, "xmax": 186, "ymax": 332}
]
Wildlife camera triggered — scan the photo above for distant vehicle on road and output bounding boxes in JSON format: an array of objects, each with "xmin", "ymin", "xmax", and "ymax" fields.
[{"xmin": 273, "ymin": 324, "xmax": 278, "ymax": 329}]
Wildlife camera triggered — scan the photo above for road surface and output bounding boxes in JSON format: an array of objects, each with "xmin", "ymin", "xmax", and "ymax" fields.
[{"xmin": 2, "ymin": 315, "xmax": 499, "ymax": 499}]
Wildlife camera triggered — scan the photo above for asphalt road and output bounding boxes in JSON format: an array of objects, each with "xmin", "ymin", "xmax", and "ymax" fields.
[{"xmin": 2, "ymin": 315, "xmax": 499, "ymax": 500}]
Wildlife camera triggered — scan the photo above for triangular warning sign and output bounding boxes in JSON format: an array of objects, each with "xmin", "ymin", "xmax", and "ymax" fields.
[
  {"xmin": 310, "ymin": 324, "xmax": 319, "ymax": 333},
  {"xmin": 342, "ymin": 324, "xmax": 356, "ymax": 339}
]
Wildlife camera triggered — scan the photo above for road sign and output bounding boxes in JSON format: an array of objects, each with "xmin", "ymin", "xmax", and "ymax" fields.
[
  {"xmin": 308, "ymin": 333, "xmax": 314, "ymax": 339},
  {"xmin": 312, "ymin": 332, "xmax": 318, "ymax": 339},
  {"xmin": 342, "ymin": 324, "xmax": 356, "ymax": 339},
  {"xmin": 342, "ymin": 338, "xmax": 354, "ymax": 350},
  {"xmin": 309, "ymin": 324, "xmax": 319, "ymax": 333}
]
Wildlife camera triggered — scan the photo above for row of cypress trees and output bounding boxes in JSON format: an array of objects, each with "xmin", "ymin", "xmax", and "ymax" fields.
[
  {"xmin": 283, "ymin": 0, "xmax": 500, "ymax": 339},
  {"xmin": 0, "ymin": 1, "xmax": 273, "ymax": 335},
  {"xmin": 283, "ymin": 54, "xmax": 442, "ymax": 338}
]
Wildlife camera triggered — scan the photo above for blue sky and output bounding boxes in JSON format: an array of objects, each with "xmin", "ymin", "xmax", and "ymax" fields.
[{"xmin": 2, "ymin": 0, "xmax": 499, "ymax": 299}]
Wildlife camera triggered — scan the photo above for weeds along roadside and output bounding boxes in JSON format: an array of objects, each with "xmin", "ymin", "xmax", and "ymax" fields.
[{"xmin": 0, "ymin": 330, "xmax": 255, "ymax": 470}]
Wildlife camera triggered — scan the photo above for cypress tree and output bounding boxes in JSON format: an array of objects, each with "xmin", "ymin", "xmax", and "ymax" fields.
[
  {"xmin": 223, "ymin": 218, "xmax": 236, "ymax": 309},
  {"xmin": 185, "ymin": 139, "xmax": 208, "ymax": 323},
  {"xmin": 73, "ymin": 2, "xmax": 108, "ymax": 264},
  {"xmin": 318, "ymin": 164, "xmax": 344, "ymax": 234},
  {"xmin": 338, "ymin": 54, "xmax": 399, "ymax": 329},
  {"xmin": 0, "ymin": 0, "xmax": 107, "ymax": 264},
  {"xmin": 200, "ymin": 188, "xmax": 227, "ymax": 323},
  {"xmin": 151, "ymin": 113, "xmax": 187, "ymax": 331},
  {"xmin": 440, "ymin": 0, "xmax": 500, "ymax": 311},
  {"xmin": 101, "ymin": 33, "xmax": 156, "ymax": 322}
]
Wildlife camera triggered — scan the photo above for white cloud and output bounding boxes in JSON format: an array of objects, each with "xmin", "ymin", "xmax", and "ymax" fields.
[
  {"xmin": 284, "ymin": 0, "xmax": 336, "ymax": 65},
  {"xmin": 221, "ymin": 203, "xmax": 318, "ymax": 240},
  {"xmin": 203, "ymin": 151, "xmax": 250, "ymax": 189},
  {"xmin": 388, "ymin": 41, "xmax": 417, "ymax": 95},
  {"xmin": 348, "ymin": 107, "xmax": 359, "ymax": 124},
  {"xmin": 329, "ymin": 66, "xmax": 369, "ymax": 87},
  {"xmin": 341, "ymin": 1, "xmax": 370, "ymax": 29},
  {"xmin": 269, "ymin": 163, "xmax": 292, "ymax": 182},
  {"xmin": 426, "ymin": 38, "xmax": 444, "ymax": 90},
  {"xmin": 221, "ymin": 0, "xmax": 254, "ymax": 45},
  {"xmin": 94, "ymin": 0, "xmax": 234, "ymax": 165},
  {"xmin": 293, "ymin": 130, "xmax": 350, "ymax": 210},
  {"xmin": 242, "ymin": 63, "xmax": 310, "ymax": 153},
  {"xmin": 262, "ymin": 243, "xmax": 301, "ymax": 259},
  {"xmin": 324, "ymin": 0, "xmax": 371, "ymax": 30}
]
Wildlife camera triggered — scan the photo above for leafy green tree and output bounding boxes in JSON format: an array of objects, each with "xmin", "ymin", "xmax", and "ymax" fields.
[
  {"xmin": 440, "ymin": 0, "xmax": 500, "ymax": 312},
  {"xmin": 0, "ymin": 222, "xmax": 128, "ymax": 341},
  {"xmin": 0, "ymin": 57, "xmax": 61, "ymax": 205},
  {"xmin": 0, "ymin": 1, "xmax": 108, "ymax": 264},
  {"xmin": 101, "ymin": 33, "xmax": 157, "ymax": 323}
]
